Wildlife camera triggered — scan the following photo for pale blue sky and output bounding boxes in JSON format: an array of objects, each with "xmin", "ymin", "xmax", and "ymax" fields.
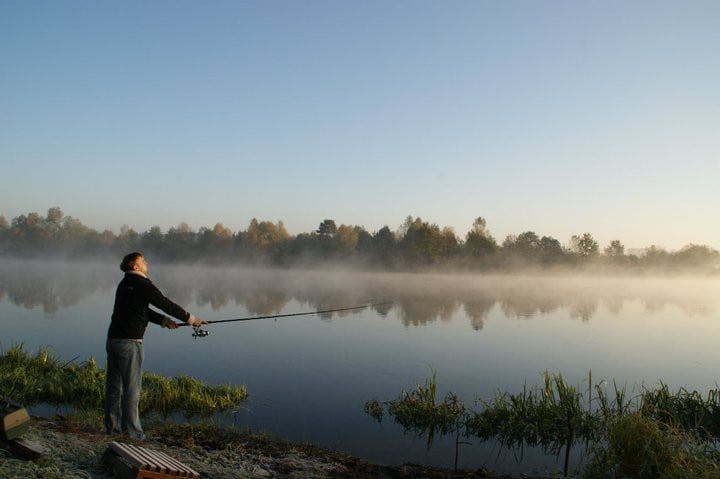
[{"xmin": 1, "ymin": 1, "xmax": 718, "ymax": 251}]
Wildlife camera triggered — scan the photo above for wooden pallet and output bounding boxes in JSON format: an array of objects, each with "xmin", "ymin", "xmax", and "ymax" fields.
[{"xmin": 102, "ymin": 441, "xmax": 200, "ymax": 479}]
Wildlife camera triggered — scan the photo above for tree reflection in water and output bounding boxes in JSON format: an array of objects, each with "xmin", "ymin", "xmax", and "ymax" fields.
[{"xmin": 1, "ymin": 260, "xmax": 718, "ymax": 326}]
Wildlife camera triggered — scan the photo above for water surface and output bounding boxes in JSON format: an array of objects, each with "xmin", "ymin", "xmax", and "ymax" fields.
[{"xmin": 2, "ymin": 259, "xmax": 719, "ymax": 475}]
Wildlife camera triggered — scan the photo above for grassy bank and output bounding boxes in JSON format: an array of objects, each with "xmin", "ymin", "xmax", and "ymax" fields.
[{"xmin": 0, "ymin": 344, "xmax": 247, "ymax": 416}]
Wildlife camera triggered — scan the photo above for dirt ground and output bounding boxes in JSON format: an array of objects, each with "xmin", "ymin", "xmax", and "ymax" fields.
[{"xmin": 0, "ymin": 417, "xmax": 522, "ymax": 479}]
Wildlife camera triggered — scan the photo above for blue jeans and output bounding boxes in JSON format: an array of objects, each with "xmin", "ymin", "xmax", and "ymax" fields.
[{"xmin": 104, "ymin": 338, "xmax": 145, "ymax": 440}]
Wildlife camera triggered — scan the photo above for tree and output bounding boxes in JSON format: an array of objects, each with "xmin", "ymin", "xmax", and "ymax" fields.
[
  {"xmin": 84, "ymin": 228, "xmax": 115, "ymax": 254},
  {"xmin": 253, "ymin": 220, "xmax": 289, "ymax": 248},
  {"xmin": 354, "ymin": 226, "xmax": 373, "ymax": 257},
  {"xmin": 166, "ymin": 222, "xmax": 197, "ymax": 260},
  {"xmin": 239, "ymin": 218, "xmax": 290, "ymax": 263},
  {"xmin": 516, "ymin": 231, "xmax": 541, "ymax": 251},
  {"xmin": 642, "ymin": 245, "xmax": 670, "ymax": 270},
  {"xmin": 317, "ymin": 219, "xmax": 337, "ymax": 237},
  {"xmin": 60, "ymin": 215, "xmax": 91, "ymax": 252},
  {"xmin": 604, "ymin": 240, "xmax": 625, "ymax": 258},
  {"xmin": 671, "ymin": 244, "xmax": 720, "ymax": 271},
  {"xmin": 197, "ymin": 223, "xmax": 234, "ymax": 261},
  {"xmin": 370, "ymin": 226, "xmax": 397, "ymax": 265},
  {"xmin": 11, "ymin": 212, "xmax": 51, "ymax": 252},
  {"xmin": 571, "ymin": 233, "xmax": 599, "ymax": 258},
  {"xmin": 140, "ymin": 226, "xmax": 165, "ymax": 256},
  {"xmin": 46, "ymin": 207, "xmax": 63, "ymax": 225},
  {"xmin": 465, "ymin": 216, "xmax": 498, "ymax": 260},
  {"xmin": 471, "ymin": 216, "xmax": 488, "ymax": 237},
  {"xmin": 538, "ymin": 236, "xmax": 564, "ymax": 263},
  {"xmin": 440, "ymin": 227, "xmax": 460, "ymax": 259},
  {"xmin": 43, "ymin": 207, "xmax": 64, "ymax": 245},
  {"xmin": 500, "ymin": 231, "xmax": 543, "ymax": 268},
  {"xmin": 502, "ymin": 231, "xmax": 540, "ymax": 258},
  {"xmin": 314, "ymin": 219, "xmax": 339, "ymax": 257},
  {"xmin": 116, "ymin": 225, "xmax": 139, "ymax": 252},
  {"xmin": 399, "ymin": 216, "xmax": 458, "ymax": 265},
  {"xmin": 336, "ymin": 224, "xmax": 359, "ymax": 254},
  {"xmin": 0, "ymin": 215, "xmax": 8, "ymax": 254}
]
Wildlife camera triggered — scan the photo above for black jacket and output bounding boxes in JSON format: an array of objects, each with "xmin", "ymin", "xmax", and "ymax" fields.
[{"xmin": 108, "ymin": 272, "xmax": 190, "ymax": 339}]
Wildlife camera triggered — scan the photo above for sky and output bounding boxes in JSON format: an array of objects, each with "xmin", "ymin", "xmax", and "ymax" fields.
[{"xmin": 1, "ymin": 0, "xmax": 718, "ymax": 251}]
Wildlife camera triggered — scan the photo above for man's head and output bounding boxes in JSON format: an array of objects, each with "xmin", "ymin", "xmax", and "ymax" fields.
[{"xmin": 120, "ymin": 252, "xmax": 148, "ymax": 275}]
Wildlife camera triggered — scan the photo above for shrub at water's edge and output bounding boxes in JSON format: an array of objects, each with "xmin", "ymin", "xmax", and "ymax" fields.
[{"xmin": 0, "ymin": 344, "xmax": 247, "ymax": 415}]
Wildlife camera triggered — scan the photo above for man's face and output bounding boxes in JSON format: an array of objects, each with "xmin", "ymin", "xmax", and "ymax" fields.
[{"xmin": 134, "ymin": 256, "xmax": 149, "ymax": 275}]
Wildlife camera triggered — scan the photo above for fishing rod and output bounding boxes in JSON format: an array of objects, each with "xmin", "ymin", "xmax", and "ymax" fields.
[{"xmin": 180, "ymin": 301, "xmax": 392, "ymax": 338}]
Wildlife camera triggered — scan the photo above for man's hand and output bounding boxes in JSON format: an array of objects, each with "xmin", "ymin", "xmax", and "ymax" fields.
[
  {"xmin": 187, "ymin": 314, "xmax": 208, "ymax": 327},
  {"xmin": 162, "ymin": 317, "xmax": 179, "ymax": 329}
]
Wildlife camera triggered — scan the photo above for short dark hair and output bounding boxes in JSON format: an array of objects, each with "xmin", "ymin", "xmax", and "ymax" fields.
[{"xmin": 120, "ymin": 252, "xmax": 143, "ymax": 272}]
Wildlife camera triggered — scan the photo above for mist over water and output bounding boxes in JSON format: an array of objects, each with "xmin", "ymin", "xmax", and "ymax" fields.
[
  {"xmin": 2, "ymin": 259, "xmax": 720, "ymax": 474},
  {"xmin": 3, "ymin": 258, "xmax": 718, "ymax": 322}
]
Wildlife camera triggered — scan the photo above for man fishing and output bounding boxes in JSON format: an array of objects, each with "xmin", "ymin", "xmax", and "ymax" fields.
[{"xmin": 105, "ymin": 252, "xmax": 206, "ymax": 440}]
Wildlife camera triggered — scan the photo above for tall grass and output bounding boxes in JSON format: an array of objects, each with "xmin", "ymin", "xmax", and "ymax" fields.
[
  {"xmin": 0, "ymin": 344, "xmax": 248, "ymax": 415},
  {"xmin": 466, "ymin": 372, "xmax": 599, "ymax": 476},
  {"xmin": 640, "ymin": 383, "xmax": 720, "ymax": 439},
  {"xmin": 364, "ymin": 370, "xmax": 468, "ymax": 469},
  {"xmin": 584, "ymin": 413, "xmax": 720, "ymax": 479},
  {"xmin": 365, "ymin": 371, "xmax": 465, "ymax": 447}
]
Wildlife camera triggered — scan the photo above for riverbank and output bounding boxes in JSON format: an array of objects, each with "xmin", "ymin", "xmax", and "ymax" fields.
[{"xmin": 0, "ymin": 416, "xmax": 518, "ymax": 479}]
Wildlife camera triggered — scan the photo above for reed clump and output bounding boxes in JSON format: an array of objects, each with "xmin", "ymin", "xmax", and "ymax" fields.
[
  {"xmin": 639, "ymin": 383, "xmax": 720, "ymax": 439},
  {"xmin": 365, "ymin": 371, "xmax": 465, "ymax": 447},
  {"xmin": 466, "ymin": 372, "xmax": 599, "ymax": 476},
  {"xmin": 0, "ymin": 344, "xmax": 248, "ymax": 415}
]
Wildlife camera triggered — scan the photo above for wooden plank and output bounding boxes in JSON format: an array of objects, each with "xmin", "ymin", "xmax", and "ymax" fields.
[
  {"xmin": 0, "ymin": 437, "xmax": 47, "ymax": 460},
  {"xmin": 105, "ymin": 442, "xmax": 199, "ymax": 478},
  {"xmin": 128, "ymin": 444, "xmax": 195, "ymax": 476},
  {"xmin": 149, "ymin": 449, "xmax": 199, "ymax": 477},
  {"xmin": 102, "ymin": 450, "xmax": 139, "ymax": 479},
  {"xmin": 142, "ymin": 448, "xmax": 177, "ymax": 470},
  {"xmin": 124, "ymin": 444, "xmax": 166, "ymax": 472},
  {"xmin": 144, "ymin": 448, "xmax": 193, "ymax": 476},
  {"xmin": 111, "ymin": 444, "xmax": 165, "ymax": 475},
  {"xmin": 136, "ymin": 471, "xmax": 189, "ymax": 479},
  {"xmin": 109, "ymin": 441, "xmax": 147, "ymax": 470}
]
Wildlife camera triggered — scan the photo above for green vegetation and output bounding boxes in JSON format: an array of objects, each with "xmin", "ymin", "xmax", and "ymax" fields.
[
  {"xmin": 0, "ymin": 344, "xmax": 247, "ymax": 416},
  {"xmin": 1, "ymin": 207, "xmax": 718, "ymax": 272},
  {"xmin": 365, "ymin": 371, "xmax": 465, "ymax": 448},
  {"xmin": 468, "ymin": 373, "xmax": 599, "ymax": 476},
  {"xmin": 366, "ymin": 372, "xmax": 720, "ymax": 477},
  {"xmin": 583, "ymin": 413, "xmax": 720, "ymax": 479},
  {"xmin": 365, "ymin": 371, "xmax": 469, "ymax": 470}
]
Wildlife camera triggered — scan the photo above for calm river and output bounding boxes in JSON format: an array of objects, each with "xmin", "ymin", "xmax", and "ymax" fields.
[{"xmin": 2, "ymin": 259, "xmax": 720, "ymax": 476}]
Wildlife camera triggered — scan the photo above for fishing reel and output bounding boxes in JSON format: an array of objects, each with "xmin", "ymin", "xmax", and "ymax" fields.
[{"xmin": 192, "ymin": 325, "xmax": 209, "ymax": 338}]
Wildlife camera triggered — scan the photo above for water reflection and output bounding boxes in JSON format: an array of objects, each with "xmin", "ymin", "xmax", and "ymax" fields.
[
  {"xmin": 1, "ymin": 260, "xmax": 718, "ymax": 325},
  {"xmin": 0, "ymin": 260, "xmax": 115, "ymax": 314}
]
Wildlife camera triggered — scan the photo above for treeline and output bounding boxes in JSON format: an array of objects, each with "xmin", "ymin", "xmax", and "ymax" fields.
[{"xmin": 1, "ymin": 207, "xmax": 718, "ymax": 273}]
